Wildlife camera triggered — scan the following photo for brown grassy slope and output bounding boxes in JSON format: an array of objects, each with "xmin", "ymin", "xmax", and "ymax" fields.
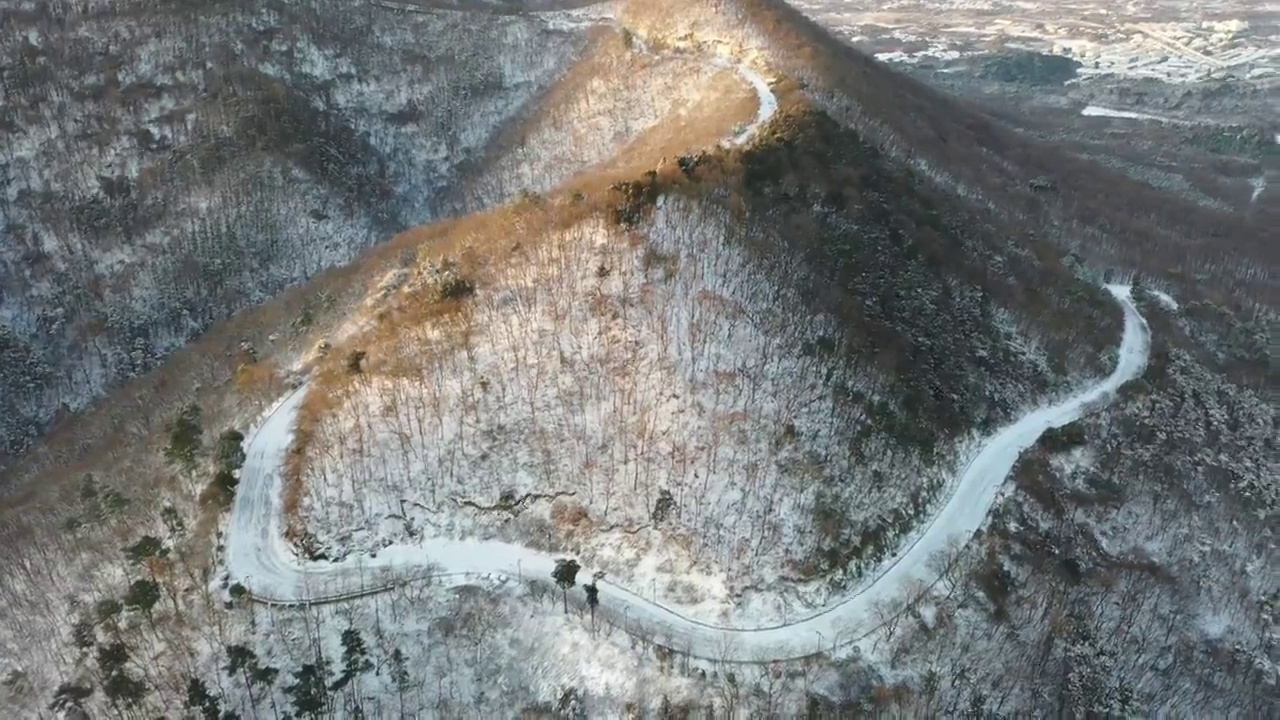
[
  {"xmin": 439, "ymin": 24, "xmax": 752, "ymax": 213},
  {"xmin": 318, "ymin": 91, "xmax": 1122, "ymax": 464},
  {"xmin": 623, "ymin": 0, "xmax": 1275, "ymax": 310}
]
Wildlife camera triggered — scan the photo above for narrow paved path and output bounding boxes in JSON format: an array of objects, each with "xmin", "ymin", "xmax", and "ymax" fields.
[{"xmin": 225, "ymin": 286, "xmax": 1149, "ymax": 660}]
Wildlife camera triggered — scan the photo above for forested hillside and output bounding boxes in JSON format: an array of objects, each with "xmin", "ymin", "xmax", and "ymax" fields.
[
  {"xmin": 0, "ymin": 0, "xmax": 585, "ymax": 463},
  {"xmin": 0, "ymin": 0, "xmax": 1273, "ymax": 716}
]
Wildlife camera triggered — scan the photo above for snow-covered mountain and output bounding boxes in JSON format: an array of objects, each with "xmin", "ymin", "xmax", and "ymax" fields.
[
  {"xmin": 0, "ymin": 0, "xmax": 589, "ymax": 462},
  {"xmin": 0, "ymin": 0, "xmax": 1272, "ymax": 717}
]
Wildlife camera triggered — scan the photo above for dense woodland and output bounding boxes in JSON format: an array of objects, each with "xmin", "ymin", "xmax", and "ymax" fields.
[
  {"xmin": 0, "ymin": 0, "xmax": 1274, "ymax": 717},
  {"xmin": 4, "ymin": 304, "xmax": 1272, "ymax": 715},
  {"xmin": 283, "ymin": 105, "xmax": 1130, "ymax": 602},
  {"xmin": 0, "ymin": 0, "xmax": 584, "ymax": 463}
]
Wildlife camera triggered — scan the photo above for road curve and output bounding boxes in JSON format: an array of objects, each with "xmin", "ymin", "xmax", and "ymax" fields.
[{"xmin": 225, "ymin": 285, "xmax": 1149, "ymax": 660}]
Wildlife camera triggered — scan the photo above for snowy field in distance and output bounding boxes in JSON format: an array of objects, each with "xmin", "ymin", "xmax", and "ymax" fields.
[{"xmin": 786, "ymin": 0, "xmax": 1280, "ymax": 85}]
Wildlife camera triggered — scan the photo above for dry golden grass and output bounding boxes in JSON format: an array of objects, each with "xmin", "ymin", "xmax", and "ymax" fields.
[
  {"xmin": 233, "ymin": 357, "xmax": 286, "ymax": 399},
  {"xmin": 599, "ymin": 71, "xmax": 757, "ymax": 168},
  {"xmin": 550, "ymin": 498, "xmax": 592, "ymax": 533}
]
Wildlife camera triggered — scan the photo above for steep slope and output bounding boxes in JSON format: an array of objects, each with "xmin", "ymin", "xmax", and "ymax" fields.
[
  {"xmin": 438, "ymin": 22, "xmax": 764, "ymax": 213},
  {"xmin": 226, "ymin": 284, "xmax": 1149, "ymax": 653},
  {"xmin": 0, "ymin": 9, "xmax": 777, "ymax": 712},
  {"xmin": 277, "ymin": 83, "xmax": 1131, "ymax": 618},
  {"xmin": 0, "ymin": 0, "xmax": 587, "ymax": 462}
]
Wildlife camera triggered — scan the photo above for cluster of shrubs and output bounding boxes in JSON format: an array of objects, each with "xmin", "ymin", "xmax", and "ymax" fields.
[{"xmin": 419, "ymin": 258, "xmax": 475, "ymax": 303}]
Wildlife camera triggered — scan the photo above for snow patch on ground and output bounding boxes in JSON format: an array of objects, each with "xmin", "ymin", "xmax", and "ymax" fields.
[
  {"xmin": 1248, "ymin": 174, "xmax": 1267, "ymax": 205},
  {"xmin": 726, "ymin": 65, "xmax": 778, "ymax": 146},
  {"xmin": 1149, "ymin": 289, "xmax": 1180, "ymax": 311}
]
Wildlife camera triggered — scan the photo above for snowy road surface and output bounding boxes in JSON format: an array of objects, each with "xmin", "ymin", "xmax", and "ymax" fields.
[
  {"xmin": 225, "ymin": 285, "xmax": 1149, "ymax": 660},
  {"xmin": 727, "ymin": 64, "xmax": 777, "ymax": 146},
  {"xmin": 1249, "ymin": 174, "xmax": 1267, "ymax": 205}
]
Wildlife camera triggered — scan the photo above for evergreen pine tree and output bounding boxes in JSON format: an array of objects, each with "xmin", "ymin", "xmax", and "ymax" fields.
[
  {"xmin": 160, "ymin": 504, "xmax": 187, "ymax": 539},
  {"xmin": 123, "ymin": 535, "xmax": 167, "ymax": 566},
  {"xmin": 185, "ymin": 676, "xmax": 223, "ymax": 720},
  {"xmin": 390, "ymin": 648, "xmax": 410, "ymax": 719},
  {"xmin": 70, "ymin": 619, "xmax": 95, "ymax": 651},
  {"xmin": 165, "ymin": 402, "xmax": 203, "ymax": 472},
  {"xmin": 286, "ymin": 662, "xmax": 330, "ymax": 720},
  {"xmin": 123, "ymin": 578, "xmax": 162, "ymax": 627},
  {"xmin": 216, "ymin": 428, "xmax": 246, "ymax": 471},
  {"xmin": 583, "ymin": 582, "xmax": 600, "ymax": 630},
  {"xmin": 225, "ymin": 643, "xmax": 264, "ymax": 712},
  {"xmin": 552, "ymin": 558, "xmax": 581, "ymax": 615},
  {"xmin": 331, "ymin": 627, "xmax": 373, "ymax": 692},
  {"xmin": 48, "ymin": 682, "xmax": 93, "ymax": 714},
  {"xmin": 96, "ymin": 641, "xmax": 146, "ymax": 709}
]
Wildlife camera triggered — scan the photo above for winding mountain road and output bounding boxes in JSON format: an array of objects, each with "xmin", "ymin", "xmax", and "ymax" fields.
[{"xmin": 225, "ymin": 285, "xmax": 1149, "ymax": 660}]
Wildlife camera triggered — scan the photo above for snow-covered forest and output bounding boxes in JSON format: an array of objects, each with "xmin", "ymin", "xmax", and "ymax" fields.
[
  {"xmin": 299, "ymin": 198, "xmax": 931, "ymax": 601},
  {"xmin": 0, "ymin": 0, "xmax": 1274, "ymax": 717},
  {"xmin": 0, "ymin": 0, "xmax": 585, "ymax": 461},
  {"xmin": 870, "ymin": 287, "xmax": 1277, "ymax": 715},
  {"xmin": 294, "ymin": 181, "xmax": 1116, "ymax": 619}
]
